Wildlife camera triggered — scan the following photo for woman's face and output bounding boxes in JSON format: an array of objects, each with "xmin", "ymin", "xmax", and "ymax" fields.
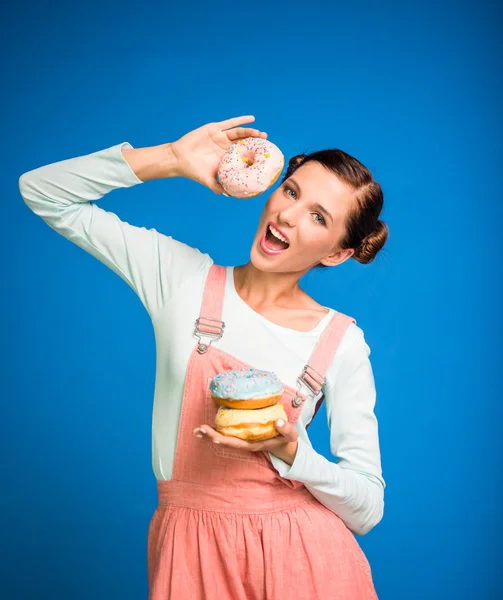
[{"xmin": 250, "ymin": 161, "xmax": 355, "ymax": 274}]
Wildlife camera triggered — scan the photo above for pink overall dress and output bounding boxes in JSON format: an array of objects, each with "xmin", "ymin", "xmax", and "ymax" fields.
[{"xmin": 147, "ymin": 265, "xmax": 378, "ymax": 599}]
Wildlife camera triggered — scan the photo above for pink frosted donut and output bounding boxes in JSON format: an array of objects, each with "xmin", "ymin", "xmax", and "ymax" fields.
[{"xmin": 217, "ymin": 137, "xmax": 284, "ymax": 198}]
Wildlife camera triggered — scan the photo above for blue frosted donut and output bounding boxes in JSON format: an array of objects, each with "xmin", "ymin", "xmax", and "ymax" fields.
[{"xmin": 209, "ymin": 368, "xmax": 284, "ymax": 409}]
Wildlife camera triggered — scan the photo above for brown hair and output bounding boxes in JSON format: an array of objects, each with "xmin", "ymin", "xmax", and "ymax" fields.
[{"xmin": 282, "ymin": 150, "xmax": 388, "ymax": 265}]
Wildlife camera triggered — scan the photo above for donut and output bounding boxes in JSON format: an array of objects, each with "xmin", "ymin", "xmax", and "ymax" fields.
[
  {"xmin": 215, "ymin": 403, "xmax": 288, "ymax": 441},
  {"xmin": 217, "ymin": 137, "xmax": 284, "ymax": 198},
  {"xmin": 209, "ymin": 368, "xmax": 284, "ymax": 410}
]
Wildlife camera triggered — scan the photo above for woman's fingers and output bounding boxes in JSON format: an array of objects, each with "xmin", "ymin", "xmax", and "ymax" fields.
[
  {"xmin": 192, "ymin": 423, "xmax": 293, "ymax": 453},
  {"xmin": 193, "ymin": 424, "xmax": 249, "ymax": 449},
  {"xmin": 227, "ymin": 127, "xmax": 268, "ymax": 141},
  {"xmin": 218, "ymin": 115, "xmax": 256, "ymax": 130}
]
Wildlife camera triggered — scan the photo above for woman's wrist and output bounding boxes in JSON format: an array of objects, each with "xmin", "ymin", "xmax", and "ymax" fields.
[
  {"xmin": 270, "ymin": 440, "xmax": 299, "ymax": 466},
  {"xmin": 121, "ymin": 143, "xmax": 179, "ymax": 182}
]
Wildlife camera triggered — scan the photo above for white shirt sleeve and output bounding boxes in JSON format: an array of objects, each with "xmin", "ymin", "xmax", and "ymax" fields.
[
  {"xmin": 18, "ymin": 142, "xmax": 212, "ymax": 318},
  {"xmin": 270, "ymin": 325, "xmax": 385, "ymax": 536}
]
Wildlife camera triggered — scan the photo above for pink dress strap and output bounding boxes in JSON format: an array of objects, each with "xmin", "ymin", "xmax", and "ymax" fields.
[
  {"xmin": 193, "ymin": 264, "xmax": 227, "ymax": 353},
  {"xmin": 199, "ymin": 264, "xmax": 226, "ymax": 324},
  {"xmin": 300, "ymin": 312, "xmax": 356, "ymax": 393},
  {"xmin": 300, "ymin": 311, "xmax": 356, "ymax": 424}
]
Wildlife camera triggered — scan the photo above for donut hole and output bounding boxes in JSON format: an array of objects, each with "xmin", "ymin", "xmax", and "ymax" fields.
[{"xmin": 241, "ymin": 150, "xmax": 256, "ymax": 167}]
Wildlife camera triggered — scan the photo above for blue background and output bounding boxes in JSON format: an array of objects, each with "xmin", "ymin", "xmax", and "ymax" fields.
[{"xmin": 2, "ymin": 0, "xmax": 502, "ymax": 598}]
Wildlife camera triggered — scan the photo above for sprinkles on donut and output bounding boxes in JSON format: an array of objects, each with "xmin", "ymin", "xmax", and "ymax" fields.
[{"xmin": 217, "ymin": 137, "xmax": 284, "ymax": 198}]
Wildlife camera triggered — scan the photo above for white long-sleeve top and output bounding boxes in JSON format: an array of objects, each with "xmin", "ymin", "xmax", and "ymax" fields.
[{"xmin": 19, "ymin": 142, "xmax": 386, "ymax": 536}]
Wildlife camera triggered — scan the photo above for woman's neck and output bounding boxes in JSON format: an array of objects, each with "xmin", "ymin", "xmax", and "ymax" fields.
[{"xmin": 233, "ymin": 262, "xmax": 309, "ymax": 309}]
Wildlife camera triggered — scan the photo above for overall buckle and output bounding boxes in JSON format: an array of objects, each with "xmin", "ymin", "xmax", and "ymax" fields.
[
  {"xmin": 194, "ymin": 316, "xmax": 225, "ymax": 354},
  {"xmin": 292, "ymin": 364, "xmax": 325, "ymax": 407}
]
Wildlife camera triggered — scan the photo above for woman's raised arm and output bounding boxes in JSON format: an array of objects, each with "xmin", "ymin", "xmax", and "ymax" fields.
[
  {"xmin": 18, "ymin": 117, "xmax": 267, "ymax": 318},
  {"xmin": 18, "ymin": 141, "xmax": 210, "ymax": 319}
]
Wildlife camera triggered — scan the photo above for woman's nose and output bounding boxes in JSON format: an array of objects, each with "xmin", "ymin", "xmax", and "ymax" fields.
[{"xmin": 277, "ymin": 207, "xmax": 297, "ymax": 228}]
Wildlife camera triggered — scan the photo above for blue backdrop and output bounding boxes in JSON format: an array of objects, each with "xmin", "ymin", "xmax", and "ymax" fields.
[{"xmin": 2, "ymin": 1, "xmax": 501, "ymax": 598}]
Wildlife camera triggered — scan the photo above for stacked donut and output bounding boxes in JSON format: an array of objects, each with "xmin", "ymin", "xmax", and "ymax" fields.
[{"xmin": 209, "ymin": 368, "xmax": 288, "ymax": 441}]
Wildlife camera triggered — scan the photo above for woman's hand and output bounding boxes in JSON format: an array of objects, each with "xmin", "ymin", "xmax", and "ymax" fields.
[
  {"xmin": 192, "ymin": 419, "xmax": 299, "ymax": 466},
  {"xmin": 170, "ymin": 115, "xmax": 267, "ymax": 193}
]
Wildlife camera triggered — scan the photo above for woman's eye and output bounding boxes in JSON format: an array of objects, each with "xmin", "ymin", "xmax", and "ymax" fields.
[
  {"xmin": 284, "ymin": 186, "xmax": 325, "ymax": 226},
  {"xmin": 284, "ymin": 186, "xmax": 296, "ymax": 199}
]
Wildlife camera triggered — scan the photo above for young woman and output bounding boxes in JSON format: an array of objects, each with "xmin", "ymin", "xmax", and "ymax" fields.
[{"xmin": 19, "ymin": 115, "xmax": 387, "ymax": 599}]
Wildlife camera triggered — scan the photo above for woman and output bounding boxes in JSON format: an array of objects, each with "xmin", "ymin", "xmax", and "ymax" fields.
[{"xmin": 19, "ymin": 115, "xmax": 387, "ymax": 599}]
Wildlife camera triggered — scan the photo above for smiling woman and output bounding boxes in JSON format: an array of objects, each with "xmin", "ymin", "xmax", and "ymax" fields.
[
  {"xmin": 252, "ymin": 150, "xmax": 388, "ymax": 273},
  {"xmin": 19, "ymin": 115, "xmax": 387, "ymax": 600}
]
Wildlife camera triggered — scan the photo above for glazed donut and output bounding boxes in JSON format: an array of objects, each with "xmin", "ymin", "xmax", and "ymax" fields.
[
  {"xmin": 209, "ymin": 368, "xmax": 284, "ymax": 410},
  {"xmin": 218, "ymin": 137, "xmax": 284, "ymax": 198},
  {"xmin": 215, "ymin": 403, "xmax": 288, "ymax": 441}
]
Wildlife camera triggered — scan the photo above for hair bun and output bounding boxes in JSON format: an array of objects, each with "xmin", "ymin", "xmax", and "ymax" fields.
[
  {"xmin": 283, "ymin": 153, "xmax": 307, "ymax": 180},
  {"xmin": 354, "ymin": 220, "xmax": 389, "ymax": 264},
  {"xmin": 289, "ymin": 154, "xmax": 306, "ymax": 167}
]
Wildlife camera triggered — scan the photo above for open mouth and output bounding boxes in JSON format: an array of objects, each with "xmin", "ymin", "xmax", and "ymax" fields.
[{"xmin": 261, "ymin": 223, "xmax": 290, "ymax": 254}]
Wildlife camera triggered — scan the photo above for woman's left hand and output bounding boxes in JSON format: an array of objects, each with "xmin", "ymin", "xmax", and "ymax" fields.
[{"xmin": 193, "ymin": 419, "xmax": 299, "ymax": 465}]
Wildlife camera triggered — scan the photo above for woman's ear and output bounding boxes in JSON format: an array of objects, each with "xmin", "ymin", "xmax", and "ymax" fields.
[{"xmin": 319, "ymin": 247, "xmax": 354, "ymax": 267}]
